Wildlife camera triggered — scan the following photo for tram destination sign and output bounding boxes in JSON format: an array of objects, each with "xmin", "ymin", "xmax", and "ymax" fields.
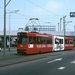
[{"xmin": 70, "ymin": 12, "xmax": 75, "ymax": 17}]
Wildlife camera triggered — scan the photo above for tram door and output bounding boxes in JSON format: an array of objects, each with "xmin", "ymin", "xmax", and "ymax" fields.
[{"xmin": 53, "ymin": 36, "xmax": 64, "ymax": 51}]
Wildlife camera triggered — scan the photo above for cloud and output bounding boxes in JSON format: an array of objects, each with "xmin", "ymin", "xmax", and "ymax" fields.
[
  {"xmin": 33, "ymin": 0, "xmax": 64, "ymax": 14},
  {"xmin": 45, "ymin": 0, "xmax": 64, "ymax": 11}
]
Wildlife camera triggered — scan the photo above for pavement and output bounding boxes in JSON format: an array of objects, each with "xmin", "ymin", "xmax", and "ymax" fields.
[{"xmin": 0, "ymin": 47, "xmax": 75, "ymax": 67}]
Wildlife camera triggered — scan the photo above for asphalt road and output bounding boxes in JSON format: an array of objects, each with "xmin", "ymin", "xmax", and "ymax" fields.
[{"xmin": 0, "ymin": 49, "xmax": 75, "ymax": 75}]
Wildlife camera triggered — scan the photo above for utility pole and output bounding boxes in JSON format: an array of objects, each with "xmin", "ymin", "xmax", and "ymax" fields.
[
  {"xmin": 63, "ymin": 15, "xmax": 72, "ymax": 36},
  {"xmin": 4, "ymin": 0, "xmax": 6, "ymax": 56},
  {"xmin": 63, "ymin": 15, "xmax": 66, "ymax": 36},
  {"xmin": 74, "ymin": 25, "xmax": 75, "ymax": 31},
  {"xmin": 4, "ymin": 0, "xmax": 11, "ymax": 56},
  {"xmin": 60, "ymin": 18, "xmax": 62, "ymax": 31},
  {"xmin": 58, "ymin": 23, "xmax": 59, "ymax": 31}
]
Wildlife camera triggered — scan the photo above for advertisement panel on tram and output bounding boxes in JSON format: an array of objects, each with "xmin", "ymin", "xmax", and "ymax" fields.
[{"xmin": 53, "ymin": 36, "xmax": 64, "ymax": 51}]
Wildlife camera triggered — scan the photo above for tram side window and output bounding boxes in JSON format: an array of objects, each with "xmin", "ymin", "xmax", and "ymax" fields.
[
  {"xmin": 65, "ymin": 40, "xmax": 69, "ymax": 44},
  {"xmin": 47, "ymin": 38, "xmax": 50, "ymax": 44},
  {"xmin": 55, "ymin": 38, "xmax": 59, "ymax": 44},
  {"xmin": 33, "ymin": 37, "xmax": 36, "ymax": 44},
  {"xmin": 37, "ymin": 37, "xmax": 41, "ymax": 44},
  {"xmin": 60, "ymin": 39, "xmax": 63, "ymax": 44},
  {"xmin": 49, "ymin": 38, "xmax": 52, "ymax": 44},
  {"xmin": 46, "ymin": 38, "xmax": 52, "ymax": 44},
  {"xmin": 69, "ymin": 40, "xmax": 74, "ymax": 44},
  {"xmin": 29, "ymin": 36, "xmax": 33, "ymax": 44},
  {"xmin": 55, "ymin": 39, "xmax": 63, "ymax": 44},
  {"xmin": 43, "ymin": 38, "xmax": 47, "ymax": 44},
  {"xmin": 37, "ymin": 37, "xmax": 47, "ymax": 44},
  {"xmin": 36, "ymin": 37, "xmax": 52, "ymax": 44},
  {"xmin": 40, "ymin": 37, "xmax": 44, "ymax": 44},
  {"xmin": 40, "ymin": 37, "xmax": 46, "ymax": 44}
]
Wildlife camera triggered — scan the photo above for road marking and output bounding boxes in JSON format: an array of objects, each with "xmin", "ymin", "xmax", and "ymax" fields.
[
  {"xmin": 58, "ymin": 67, "xmax": 65, "ymax": 70},
  {"xmin": 47, "ymin": 58, "xmax": 62, "ymax": 63},
  {"xmin": 71, "ymin": 61, "xmax": 75, "ymax": 64}
]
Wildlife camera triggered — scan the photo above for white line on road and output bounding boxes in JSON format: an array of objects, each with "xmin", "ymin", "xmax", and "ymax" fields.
[
  {"xmin": 47, "ymin": 58, "xmax": 62, "ymax": 63},
  {"xmin": 71, "ymin": 61, "xmax": 75, "ymax": 64},
  {"xmin": 58, "ymin": 67, "xmax": 65, "ymax": 70}
]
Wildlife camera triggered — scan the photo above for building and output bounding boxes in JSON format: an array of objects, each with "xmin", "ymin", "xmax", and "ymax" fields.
[
  {"xmin": 28, "ymin": 26, "xmax": 56, "ymax": 32},
  {"xmin": 0, "ymin": 30, "xmax": 75, "ymax": 47}
]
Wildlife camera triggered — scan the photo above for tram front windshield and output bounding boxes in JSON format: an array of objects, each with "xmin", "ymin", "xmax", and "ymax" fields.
[{"xmin": 17, "ymin": 36, "xmax": 28, "ymax": 44}]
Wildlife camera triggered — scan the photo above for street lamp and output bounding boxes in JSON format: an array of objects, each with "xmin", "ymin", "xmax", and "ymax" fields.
[
  {"xmin": 44, "ymin": 22, "xmax": 51, "ymax": 32},
  {"xmin": 65, "ymin": 21, "xmax": 72, "ymax": 26},
  {"xmin": 65, "ymin": 21, "xmax": 72, "ymax": 35},
  {"xmin": 58, "ymin": 18, "xmax": 62, "ymax": 31},
  {"xmin": 63, "ymin": 15, "xmax": 72, "ymax": 36},
  {"xmin": 7, "ymin": 10, "xmax": 19, "ymax": 51},
  {"xmin": 64, "ymin": 20, "xmax": 72, "ymax": 36}
]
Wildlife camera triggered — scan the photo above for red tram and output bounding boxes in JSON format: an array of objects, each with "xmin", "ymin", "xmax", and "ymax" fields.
[
  {"xmin": 17, "ymin": 31, "xmax": 53, "ymax": 54},
  {"xmin": 17, "ymin": 31, "xmax": 74, "ymax": 54},
  {"xmin": 64, "ymin": 37, "xmax": 74, "ymax": 50}
]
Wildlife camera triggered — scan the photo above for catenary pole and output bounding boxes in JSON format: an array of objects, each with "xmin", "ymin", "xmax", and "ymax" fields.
[
  {"xmin": 4, "ymin": 0, "xmax": 6, "ymax": 56},
  {"xmin": 4, "ymin": 0, "xmax": 11, "ymax": 56},
  {"xmin": 63, "ymin": 15, "xmax": 66, "ymax": 36},
  {"xmin": 60, "ymin": 18, "xmax": 62, "ymax": 31}
]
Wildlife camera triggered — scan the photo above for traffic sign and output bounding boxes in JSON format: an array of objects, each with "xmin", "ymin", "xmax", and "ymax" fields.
[{"xmin": 70, "ymin": 12, "xmax": 75, "ymax": 17}]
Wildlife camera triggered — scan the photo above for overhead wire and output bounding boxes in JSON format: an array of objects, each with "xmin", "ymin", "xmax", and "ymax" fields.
[
  {"xmin": 27, "ymin": 0, "xmax": 61, "ymax": 17},
  {"xmin": 0, "ymin": 0, "xmax": 64, "ymax": 25}
]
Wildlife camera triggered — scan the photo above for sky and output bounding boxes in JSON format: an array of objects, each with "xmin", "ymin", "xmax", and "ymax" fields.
[{"xmin": 0, "ymin": 0, "xmax": 75, "ymax": 31}]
